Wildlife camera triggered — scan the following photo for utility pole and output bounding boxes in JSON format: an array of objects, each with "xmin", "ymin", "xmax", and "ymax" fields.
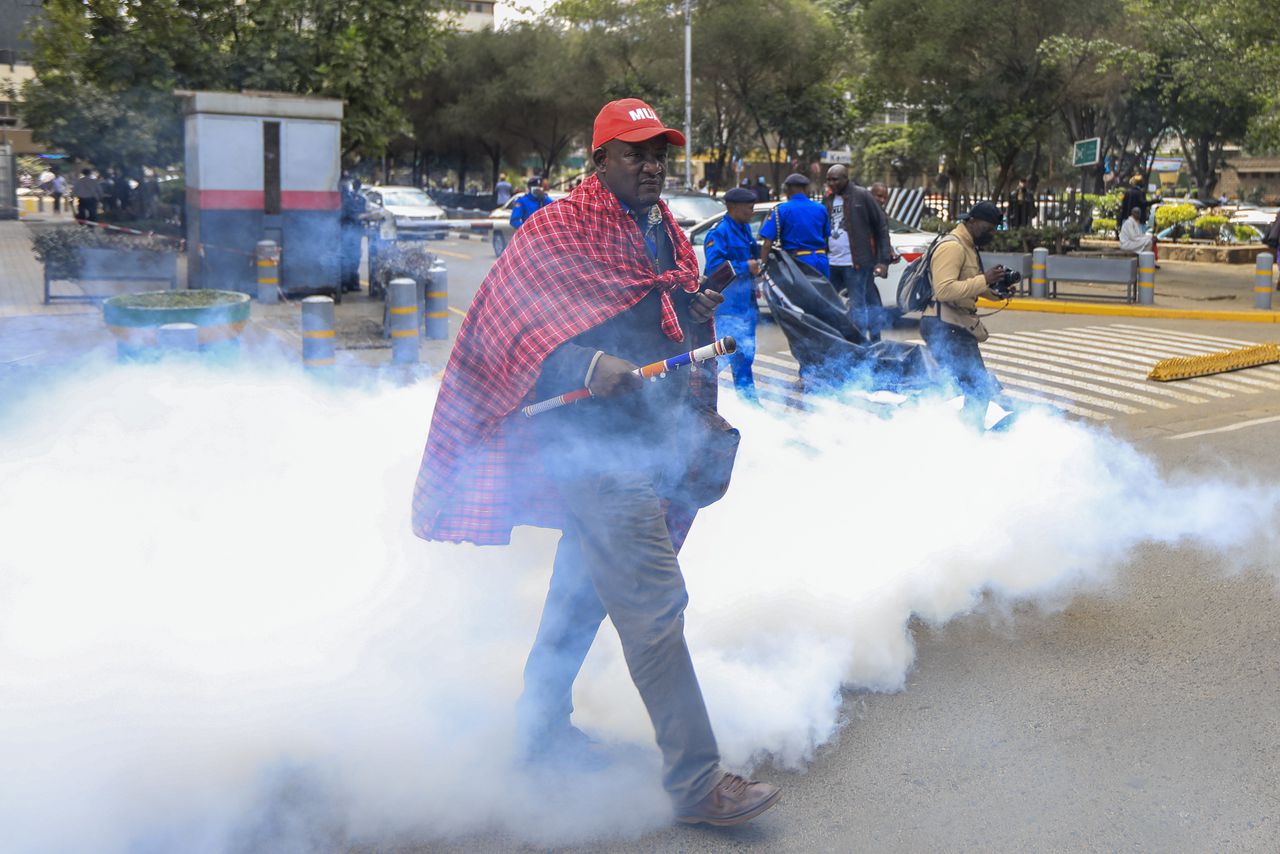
[{"xmin": 683, "ymin": 0, "xmax": 693, "ymax": 190}]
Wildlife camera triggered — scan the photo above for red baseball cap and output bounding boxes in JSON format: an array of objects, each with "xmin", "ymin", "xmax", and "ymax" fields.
[{"xmin": 591, "ymin": 98, "xmax": 686, "ymax": 150}]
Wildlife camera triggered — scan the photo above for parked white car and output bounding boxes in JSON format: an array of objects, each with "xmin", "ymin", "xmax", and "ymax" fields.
[
  {"xmin": 687, "ymin": 201, "xmax": 936, "ymax": 318},
  {"xmin": 361, "ymin": 186, "xmax": 448, "ymax": 239}
]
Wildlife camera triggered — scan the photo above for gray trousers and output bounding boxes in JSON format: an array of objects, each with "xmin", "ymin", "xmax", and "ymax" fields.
[{"xmin": 516, "ymin": 470, "xmax": 721, "ymax": 807}]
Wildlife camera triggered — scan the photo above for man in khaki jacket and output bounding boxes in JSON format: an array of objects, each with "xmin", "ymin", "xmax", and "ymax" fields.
[{"xmin": 923, "ymin": 201, "xmax": 1012, "ymax": 420}]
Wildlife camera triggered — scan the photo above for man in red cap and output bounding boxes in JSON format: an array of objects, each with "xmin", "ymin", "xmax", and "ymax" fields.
[{"xmin": 412, "ymin": 98, "xmax": 781, "ymax": 826}]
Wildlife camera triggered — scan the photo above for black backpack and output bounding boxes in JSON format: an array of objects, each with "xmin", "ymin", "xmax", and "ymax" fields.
[{"xmin": 895, "ymin": 234, "xmax": 956, "ymax": 314}]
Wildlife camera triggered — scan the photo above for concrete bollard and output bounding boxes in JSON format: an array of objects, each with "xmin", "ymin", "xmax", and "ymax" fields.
[
  {"xmin": 1137, "ymin": 250, "xmax": 1156, "ymax": 306},
  {"xmin": 256, "ymin": 240, "xmax": 280, "ymax": 304},
  {"xmin": 1255, "ymin": 252, "xmax": 1275, "ymax": 310},
  {"xmin": 301, "ymin": 295, "xmax": 336, "ymax": 370},
  {"xmin": 388, "ymin": 277, "xmax": 420, "ymax": 364},
  {"xmin": 425, "ymin": 261, "xmax": 449, "ymax": 340},
  {"xmin": 1030, "ymin": 247, "xmax": 1048, "ymax": 299},
  {"xmin": 157, "ymin": 322, "xmax": 199, "ymax": 353}
]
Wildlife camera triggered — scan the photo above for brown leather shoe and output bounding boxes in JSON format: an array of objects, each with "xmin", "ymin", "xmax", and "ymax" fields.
[{"xmin": 675, "ymin": 771, "xmax": 781, "ymax": 827}]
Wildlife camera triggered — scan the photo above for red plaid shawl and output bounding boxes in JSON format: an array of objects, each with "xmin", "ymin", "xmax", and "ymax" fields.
[{"xmin": 411, "ymin": 174, "xmax": 709, "ymax": 544}]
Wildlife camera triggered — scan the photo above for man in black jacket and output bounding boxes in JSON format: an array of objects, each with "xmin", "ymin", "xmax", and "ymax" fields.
[{"xmin": 823, "ymin": 165, "xmax": 893, "ymax": 343}]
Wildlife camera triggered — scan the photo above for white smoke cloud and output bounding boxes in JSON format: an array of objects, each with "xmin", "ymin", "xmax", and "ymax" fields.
[{"xmin": 0, "ymin": 358, "xmax": 1275, "ymax": 851}]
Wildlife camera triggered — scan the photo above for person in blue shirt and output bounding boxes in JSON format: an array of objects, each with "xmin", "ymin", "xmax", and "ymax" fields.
[
  {"xmin": 510, "ymin": 177, "xmax": 553, "ymax": 229},
  {"xmin": 757, "ymin": 172, "xmax": 830, "ymax": 277},
  {"xmin": 704, "ymin": 186, "xmax": 761, "ymax": 400}
]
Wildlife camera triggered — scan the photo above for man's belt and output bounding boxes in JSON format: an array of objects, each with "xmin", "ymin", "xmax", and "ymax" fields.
[{"xmin": 792, "ymin": 249, "xmax": 827, "ymax": 257}]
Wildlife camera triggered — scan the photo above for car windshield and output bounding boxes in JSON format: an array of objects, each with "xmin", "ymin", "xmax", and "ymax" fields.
[
  {"xmin": 664, "ymin": 194, "xmax": 726, "ymax": 224},
  {"xmin": 380, "ymin": 189, "xmax": 435, "ymax": 208}
]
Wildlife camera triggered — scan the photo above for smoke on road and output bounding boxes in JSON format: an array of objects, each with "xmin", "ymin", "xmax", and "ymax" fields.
[{"xmin": 0, "ymin": 357, "xmax": 1275, "ymax": 851}]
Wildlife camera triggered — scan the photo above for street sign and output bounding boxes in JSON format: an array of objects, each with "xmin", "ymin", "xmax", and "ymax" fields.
[
  {"xmin": 821, "ymin": 150, "xmax": 852, "ymax": 165},
  {"xmin": 1072, "ymin": 137, "xmax": 1101, "ymax": 168}
]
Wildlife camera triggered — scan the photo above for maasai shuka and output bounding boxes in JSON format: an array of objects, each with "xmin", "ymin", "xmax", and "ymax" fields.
[{"xmin": 412, "ymin": 174, "xmax": 713, "ymax": 545}]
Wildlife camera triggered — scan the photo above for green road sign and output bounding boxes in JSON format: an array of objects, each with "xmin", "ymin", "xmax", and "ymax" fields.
[{"xmin": 1073, "ymin": 137, "xmax": 1101, "ymax": 168}]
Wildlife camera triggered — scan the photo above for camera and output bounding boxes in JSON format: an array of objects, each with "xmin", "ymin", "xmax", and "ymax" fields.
[{"xmin": 991, "ymin": 268, "xmax": 1021, "ymax": 298}]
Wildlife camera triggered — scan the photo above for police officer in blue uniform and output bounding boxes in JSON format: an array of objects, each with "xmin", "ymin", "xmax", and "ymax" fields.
[
  {"xmin": 757, "ymin": 173, "xmax": 830, "ymax": 278},
  {"xmin": 510, "ymin": 176, "xmax": 553, "ymax": 230},
  {"xmin": 704, "ymin": 186, "xmax": 761, "ymax": 400}
]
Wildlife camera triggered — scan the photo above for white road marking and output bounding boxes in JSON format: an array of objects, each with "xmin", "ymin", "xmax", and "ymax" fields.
[
  {"xmin": 1168, "ymin": 414, "xmax": 1280, "ymax": 440},
  {"xmin": 980, "ymin": 351, "xmax": 1175, "ymax": 408},
  {"xmin": 982, "ymin": 338, "xmax": 1208, "ymax": 403}
]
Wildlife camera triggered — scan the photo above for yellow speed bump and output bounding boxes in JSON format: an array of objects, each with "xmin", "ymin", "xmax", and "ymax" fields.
[{"xmin": 1148, "ymin": 343, "xmax": 1280, "ymax": 382}]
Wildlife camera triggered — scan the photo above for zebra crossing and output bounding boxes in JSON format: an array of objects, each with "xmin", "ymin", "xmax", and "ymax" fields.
[{"xmin": 720, "ymin": 323, "xmax": 1280, "ymax": 422}]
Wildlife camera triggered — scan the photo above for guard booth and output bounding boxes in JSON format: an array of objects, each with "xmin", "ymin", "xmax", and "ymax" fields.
[{"xmin": 179, "ymin": 90, "xmax": 343, "ymax": 297}]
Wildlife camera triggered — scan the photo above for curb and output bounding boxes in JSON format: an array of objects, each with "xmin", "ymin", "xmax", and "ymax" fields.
[{"xmin": 974, "ymin": 297, "xmax": 1280, "ymax": 324}]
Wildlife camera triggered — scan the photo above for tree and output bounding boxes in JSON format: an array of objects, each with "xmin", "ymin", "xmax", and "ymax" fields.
[
  {"xmin": 1127, "ymin": 0, "xmax": 1277, "ymax": 198},
  {"xmin": 858, "ymin": 0, "xmax": 1128, "ymax": 200},
  {"xmin": 20, "ymin": 0, "xmax": 454, "ymax": 171}
]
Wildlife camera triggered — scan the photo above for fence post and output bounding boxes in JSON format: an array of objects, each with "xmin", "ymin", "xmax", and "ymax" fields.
[
  {"xmin": 157, "ymin": 322, "xmax": 199, "ymax": 353},
  {"xmin": 388, "ymin": 277, "xmax": 420, "ymax": 364},
  {"xmin": 256, "ymin": 239, "xmax": 280, "ymax": 304},
  {"xmin": 301, "ymin": 295, "xmax": 336, "ymax": 370},
  {"xmin": 1137, "ymin": 251, "xmax": 1156, "ymax": 305},
  {"xmin": 1256, "ymin": 252, "xmax": 1275, "ymax": 310},
  {"xmin": 1030, "ymin": 246, "xmax": 1049, "ymax": 299},
  {"xmin": 425, "ymin": 261, "xmax": 449, "ymax": 339}
]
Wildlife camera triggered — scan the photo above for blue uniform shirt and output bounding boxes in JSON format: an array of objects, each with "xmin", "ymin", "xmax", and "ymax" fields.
[
  {"xmin": 758, "ymin": 193, "xmax": 831, "ymax": 275},
  {"xmin": 704, "ymin": 215, "xmax": 759, "ymax": 318},
  {"xmin": 510, "ymin": 192, "xmax": 553, "ymax": 229}
]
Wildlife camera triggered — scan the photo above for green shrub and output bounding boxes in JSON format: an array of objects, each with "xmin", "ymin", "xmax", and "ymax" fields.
[
  {"xmin": 1193, "ymin": 214, "xmax": 1228, "ymax": 231},
  {"xmin": 31, "ymin": 226, "xmax": 176, "ymax": 276},
  {"xmin": 919, "ymin": 215, "xmax": 951, "ymax": 234},
  {"xmin": 1083, "ymin": 190, "xmax": 1125, "ymax": 216},
  {"xmin": 373, "ymin": 241, "xmax": 438, "ymax": 291},
  {"xmin": 988, "ymin": 223, "xmax": 1083, "ymax": 253},
  {"xmin": 1092, "ymin": 217, "xmax": 1117, "ymax": 235},
  {"xmin": 1155, "ymin": 203, "xmax": 1198, "ymax": 230},
  {"xmin": 1233, "ymin": 224, "xmax": 1261, "ymax": 242}
]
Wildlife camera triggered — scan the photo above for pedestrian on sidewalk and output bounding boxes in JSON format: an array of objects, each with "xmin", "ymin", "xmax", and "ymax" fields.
[
  {"xmin": 495, "ymin": 172, "xmax": 513, "ymax": 207},
  {"xmin": 1264, "ymin": 209, "xmax": 1280, "ymax": 288},
  {"xmin": 1118, "ymin": 207, "xmax": 1153, "ymax": 254},
  {"xmin": 73, "ymin": 169, "xmax": 101, "ymax": 223},
  {"xmin": 50, "ymin": 171, "xmax": 66, "ymax": 214}
]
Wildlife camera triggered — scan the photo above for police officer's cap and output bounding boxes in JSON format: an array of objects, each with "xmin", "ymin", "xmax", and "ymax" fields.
[
  {"xmin": 527, "ymin": 176, "xmax": 543, "ymax": 188},
  {"xmin": 783, "ymin": 172, "xmax": 810, "ymax": 187},
  {"xmin": 960, "ymin": 200, "xmax": 1003, "ymax": 225},
  {"xmin": 723, "ymin": 187, "xmax": 756, "ymax": 204}
]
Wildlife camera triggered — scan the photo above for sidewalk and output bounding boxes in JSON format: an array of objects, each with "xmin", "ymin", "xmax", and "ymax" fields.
[{"xmin": 0, "ymin": 218, "xmax": 455, "ymax": 370}]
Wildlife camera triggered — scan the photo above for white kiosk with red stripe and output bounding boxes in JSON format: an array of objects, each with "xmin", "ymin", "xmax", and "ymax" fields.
[{"xmin": 180, "ymin": 91, "xmax": 343, "ymax": 296}]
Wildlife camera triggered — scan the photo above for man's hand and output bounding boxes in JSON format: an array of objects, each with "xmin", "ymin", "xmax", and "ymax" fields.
[
  {"xmin": 689, "ymin": 288, "xmax": 725, "ymax": 323},
  {"xmin": 873, "ymin": 264, "xmax": 888, "ymax": 278},
  {"xmin": 747, "ymin": 259, "xmax": 762, "ymax": 277},
  {"xmin": 588, "ymin": 353, "xmax": 642, "ymax": 397},
  {"xmin": 984, "ymin": 265, "xmax": 1008, "ymax": 287}
]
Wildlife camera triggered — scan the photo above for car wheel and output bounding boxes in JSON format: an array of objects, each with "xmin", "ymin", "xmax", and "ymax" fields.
[{"xmin": 492, "ymin": 232, "xmax": 507, "ymax": 257}]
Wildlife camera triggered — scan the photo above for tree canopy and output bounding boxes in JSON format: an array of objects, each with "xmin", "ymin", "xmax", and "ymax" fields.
[{"xmin": 21, "ymin": 0, "xmax": 453, "ymax": 171}]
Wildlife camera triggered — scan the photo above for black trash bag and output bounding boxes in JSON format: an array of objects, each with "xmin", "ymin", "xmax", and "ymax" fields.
[{"xmin": 761, "ymin": 249, "xmax": 937, "ymax": 393}]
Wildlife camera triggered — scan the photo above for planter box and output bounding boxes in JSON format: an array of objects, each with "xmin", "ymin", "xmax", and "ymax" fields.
[
  {"xmin": 103, "ymin": 290, "xmax": 251, "ymax": 351},
  {"xmin": 1079, "ymin": 238, "xmax": 1267, "ymax": 264},
  {"xmin": 44, "ymin": 248, "xmax": 179, "ymax": 304}
]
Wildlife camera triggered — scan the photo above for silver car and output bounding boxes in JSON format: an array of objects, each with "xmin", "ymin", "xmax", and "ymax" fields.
[{"xmin": 362, "ymin": 186, "xmax": 448, "ymax": 240}]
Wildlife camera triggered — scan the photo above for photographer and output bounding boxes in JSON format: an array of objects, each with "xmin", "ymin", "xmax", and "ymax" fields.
[{"xmin": 923, "ymin": 201, "xmax": 1015, "ymax": 422}]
